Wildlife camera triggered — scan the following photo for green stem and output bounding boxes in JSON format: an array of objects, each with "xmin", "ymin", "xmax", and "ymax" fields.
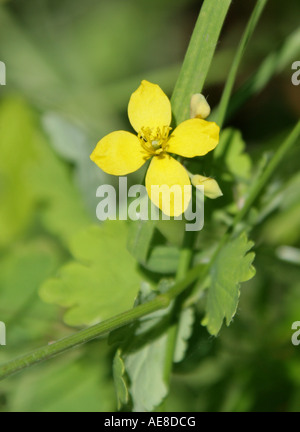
[
  {"xmin": 232, "ymin": 120, "xmax": 300, "ymax": 228},
  {"xmin": 163, "ymin": 231, "xmax": 195, "ymax": 386},
  {"xmin": 216, "ymin": 0, "xmax": 268, "ymax": 128},
  {"xmin": 175, "ymin": 231, "xmax": 195, "ymax": 284},
  {"xmin": 0, "ymin": 263, "xmax": 204, "ymax": 382},
  {"xmin": 171, "ymin": 0, "xmax": 232, "ymax": 124}
]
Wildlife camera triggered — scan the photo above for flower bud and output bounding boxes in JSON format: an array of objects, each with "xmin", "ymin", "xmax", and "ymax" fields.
[
  {"xmin": 190, "ymin": 94, "xmax": 211, "ymax": 119},
  {"xmin": 191, "ymin": 174, "xmax": 223, "ymax": 199}
]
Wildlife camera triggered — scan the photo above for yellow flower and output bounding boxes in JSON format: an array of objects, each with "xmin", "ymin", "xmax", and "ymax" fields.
[{"xmin": 90, "ymin": 80, "xmax": 220, "ymax": 216}]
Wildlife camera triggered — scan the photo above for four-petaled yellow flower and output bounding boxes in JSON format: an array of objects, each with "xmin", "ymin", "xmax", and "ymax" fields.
[{"xmin": 90, "ymin": 80, "xmax": 220, "ymax": 216}]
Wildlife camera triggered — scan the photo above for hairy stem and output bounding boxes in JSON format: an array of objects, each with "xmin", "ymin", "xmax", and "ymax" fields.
[{"xmin": 0, "ymin": 263, "xmax": 204, "ymax": 382}]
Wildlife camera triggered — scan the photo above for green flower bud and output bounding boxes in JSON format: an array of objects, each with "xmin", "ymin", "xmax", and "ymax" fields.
[
  {"xmin": 192, "ymin": 174, "xmax": 223, "ymax": 199},
  {"xmin": 190, "ymin": 94, "xmax": 211, "ymax": 119}
]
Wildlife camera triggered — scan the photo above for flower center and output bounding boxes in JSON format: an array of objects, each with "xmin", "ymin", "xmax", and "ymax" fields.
[{"xmin": 138, "ymin": 126, "xmax": 171, "ymax": 156}]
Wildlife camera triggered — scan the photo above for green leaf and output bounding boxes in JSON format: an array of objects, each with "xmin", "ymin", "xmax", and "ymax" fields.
[
  {"xmin": 260, "ymin": 172, "xmax": 300, "ymax": 245},
  {"xmin": 0, "ymin": 241, "xmax": 60, "ymax": 352},
  {"xmin": 145, "ymin": 246, "xmax": 181, "ymax": 274},
  {"xmin": 127, "ymin": 219, "xmax": 156, "ymax": 264},
  {"xmin": 3, "ymin": 344, "xmax": 115, "ymax": 412},
  {"xmin": 174, "ymin": 307, "xmax": 195, "ymax": 363},
  {"xmin": 156, "ymin": 219, "xmax": 186, "ymax": 247},
  {"xmin": 257, "ymin": 168, "xmax": 300, "ymax": 224},
  {"xmin": 202, "ymin": 233, "xmax": 256, "ymax": 336},
  {"xmin": 113, "ymin": 349, "xmax": 130, "ymax": 410},
  {"xmin": 0, "ymin": 98, "xmax": 36, "ymax": 248},
  {"xmin": 232, "ymin": 121, "xmax": 300, "ymax": 228},
  {"xmin": 42, "ymin": 113, "xmax": 111, "ymax": 216},
  {"xmin": 28, "ymin": 127, "xmax": 92, "ymax": 246},
  {"xmin": 40, "ymin": 221, "xmax": 145, "ymax": 326},
  {"xmin": 171, "ymin": 0, "xmax": 232, "ymax": 124},
  {"xmin": 0, "ymin": 97, "xmax": 91, "ymax": 248},
  {"xmin": 114, "ymin": 282, "xmax": 174, "ymax": 412},
  {"xmin": 215, "ymin": 128, "xmax": 252, "ymax": 181},
  {"xmin": 263, "ymin": 203, "xmax": 300, "ymax": 246},
  {"xmin": 125, "ymin": 332, "xmax": 168, "ymax": 412}
]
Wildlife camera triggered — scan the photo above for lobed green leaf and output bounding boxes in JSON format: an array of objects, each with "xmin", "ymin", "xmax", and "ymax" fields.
[{"xmin": 202, "ymin": 233, "xmax": 256, "ymax": 336}]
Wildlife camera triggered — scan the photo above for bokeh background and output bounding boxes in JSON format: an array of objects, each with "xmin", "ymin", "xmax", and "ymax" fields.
[{"xmin": 0, "ymin": 0, "xmax": 300, "ymax": 412}]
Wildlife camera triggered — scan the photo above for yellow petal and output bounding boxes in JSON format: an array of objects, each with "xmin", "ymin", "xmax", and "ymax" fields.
[
  {"xmin": 128, "ymin": 80, "xmax": 172, "ymax": 133},
  {"xmin": 167, "ymin": 118, "xmax": 219, "ymax": 158},
  {"xmin": 146, "ymin": 154, "xmax": 191, "ymax": 217},
  {"xmin": 192, "ymin": 174, "xmax": 223, "ymax": 199},
  {"xmin": 90, "ymin": 131, "xmax": 149, "ymax": 175}
]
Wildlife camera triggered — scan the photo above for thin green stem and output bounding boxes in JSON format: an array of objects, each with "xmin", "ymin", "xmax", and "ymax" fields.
[
  {"xmin": 174, "ymin": 231, "xmax": 195, "ymax": 284},
  {"xmin": 162, "ymin": 231, "xmax": 195, "ymax": 386},
  {"xmin": 216, "ymin": 0, "xmax": 268, "ymax": 128},
  {"xmin": 0, "ymin": 263, "xmax": 204, "ymax": 382}
]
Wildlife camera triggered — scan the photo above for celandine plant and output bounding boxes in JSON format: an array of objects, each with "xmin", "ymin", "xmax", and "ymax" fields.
[{"xmin": 0, "ymin": 0, "xmax": 299, "ymax": 413}]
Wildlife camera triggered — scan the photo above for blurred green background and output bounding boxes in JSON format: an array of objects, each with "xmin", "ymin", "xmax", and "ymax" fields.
[{"xmin": 0, "ymin": 0, "xmax": 300, "ymax": 412}]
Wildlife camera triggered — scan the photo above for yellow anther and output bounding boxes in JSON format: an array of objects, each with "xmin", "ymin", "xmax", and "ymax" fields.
[{"xmin": 138, "ymin": 125, "xmax": 171, "ymax": 155}]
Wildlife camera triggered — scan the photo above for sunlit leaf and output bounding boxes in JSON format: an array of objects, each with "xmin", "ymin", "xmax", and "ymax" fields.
[{"xmin": 40, "ymin": 222, "xmax": 146, "ymax": 326}]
